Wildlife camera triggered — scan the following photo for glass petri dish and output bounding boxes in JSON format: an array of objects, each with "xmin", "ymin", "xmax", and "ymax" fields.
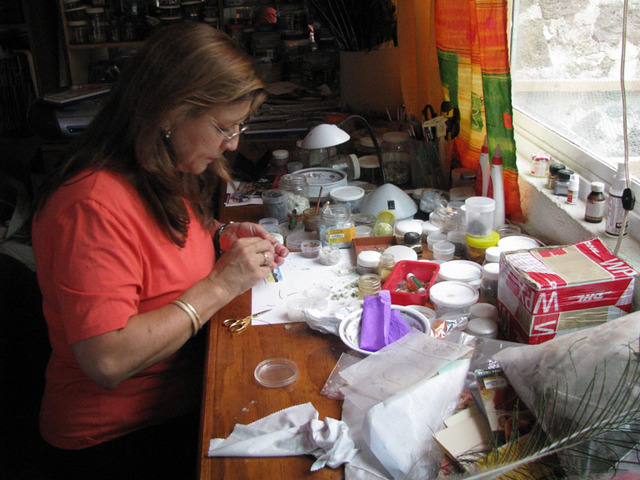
[{"xmin": 254, "ymin": 358, "xmax": 299, "ymax": 388}]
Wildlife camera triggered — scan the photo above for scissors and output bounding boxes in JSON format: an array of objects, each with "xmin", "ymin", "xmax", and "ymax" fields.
[{"xmin": 222, "ymin": 308, "xmax": 271, "ymax": 333}]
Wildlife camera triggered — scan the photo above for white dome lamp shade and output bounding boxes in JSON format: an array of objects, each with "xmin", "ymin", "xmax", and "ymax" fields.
[
  {"xmin": 358, "ymin": 183, "xmax": 418, "ymax": 222},
  {"xmin": 301, "ymin": 124, "xmax": 351, "ymax": 149}
]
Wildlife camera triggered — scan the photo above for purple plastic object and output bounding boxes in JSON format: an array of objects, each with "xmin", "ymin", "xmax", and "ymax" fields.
[{"xmin": 359, "ymin": 290, "xmax": 410, "ymax": 352}]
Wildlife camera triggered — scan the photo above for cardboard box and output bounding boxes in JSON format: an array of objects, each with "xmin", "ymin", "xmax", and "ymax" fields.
[{"xmin": 497, "ymin": 237, "xmax": 637, "ymax": 344}]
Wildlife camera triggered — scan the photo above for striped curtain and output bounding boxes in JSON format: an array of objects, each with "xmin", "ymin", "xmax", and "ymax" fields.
[{"xmin": 401, "ymin": 0, "xmax": 524, "ymax": 222}]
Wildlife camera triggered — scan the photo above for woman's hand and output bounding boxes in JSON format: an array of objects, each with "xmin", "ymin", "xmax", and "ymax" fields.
[{"xmin": 218, "ymin": 221, "xmax": 288, "ymax": 267}]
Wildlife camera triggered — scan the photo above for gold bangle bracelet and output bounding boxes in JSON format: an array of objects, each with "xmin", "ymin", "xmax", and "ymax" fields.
[{"xmin": 170, "ymin": 299, "xmax": 202, "ymax": 336}]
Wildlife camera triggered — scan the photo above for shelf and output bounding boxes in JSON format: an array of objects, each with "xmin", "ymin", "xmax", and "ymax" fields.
[{"xmin": 66, "ymin": 41, "xmax": 144, "ymax": 50}]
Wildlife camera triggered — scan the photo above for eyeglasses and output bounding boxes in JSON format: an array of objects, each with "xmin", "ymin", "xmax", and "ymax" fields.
[{"xmin": 208, "ymin": 117, "xmax": 247, "ymax": 142}]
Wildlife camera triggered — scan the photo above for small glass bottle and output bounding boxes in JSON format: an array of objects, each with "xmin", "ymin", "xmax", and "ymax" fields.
[
  {"xmin": 377, "ymin": 253, "xmax": 396, "ymax": 283},
  {"xmin": 530, "ymin": 152, "xmax": 551, "ymax": 178},
  {"xmin": 278, "ymin": 173, "xmax": 310, "ymax": 216},
  {"xmin": 357, "ymin": 250, "xmax": 381, "ymax": 275},
  {"xmin": 403, "ymin": 232, "xmax": 423, "ymax": 256},
  {"xmin": 566, "ymin": 173, "xmax": 580, "ymax": 204},
  {"xmin": 86, "ymin": 7, "xmax": 107, "ymax": 43},
  {"xmin": 480, "ymin": 262, "xmax": 500, "ymax": 305},
  {"xmin": 358, "ymin": 273, "xmax": 381, "ymax": 299},
  {"xmin": 318, "ymin": 204, "xmax": 355, "ymax": 249},
  {"xmin": 554, "ymin": 168, "xmax": 573, "ymax": 196},
  {"xmin": 547, "ymin": 162, "xmax": 566, "ymax": 191},
  {"xmin": 271, "ymin": 149, "xmax": 289, "ymax": 177},
  {"xmin": 585, "ymin": 181, "xmax": 606, "ymax": 223}
]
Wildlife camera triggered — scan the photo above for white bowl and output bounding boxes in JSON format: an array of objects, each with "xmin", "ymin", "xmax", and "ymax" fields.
[{"xmin": 338, "ymin": 305, "xmax": 431, "ymax": 355}]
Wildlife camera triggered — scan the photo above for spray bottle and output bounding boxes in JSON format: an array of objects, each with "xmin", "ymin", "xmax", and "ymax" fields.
[
  {"xmin": 605, "ymin": 163, "xmax": 629, "ymax": 236},
  {"xmin": 491, "ymin": 145, "xmax": 505, "ymax": 229}
]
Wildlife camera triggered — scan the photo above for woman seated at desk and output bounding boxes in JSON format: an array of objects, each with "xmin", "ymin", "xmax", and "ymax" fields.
[{"xmin": 32, "ymin": 22, "xmax": 288, "ymax": 480}]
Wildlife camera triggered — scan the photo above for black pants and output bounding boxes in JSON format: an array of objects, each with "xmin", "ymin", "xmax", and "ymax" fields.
[{"xmin": 44, "ymin": 411, "xmax": 200, "ymax": 480}]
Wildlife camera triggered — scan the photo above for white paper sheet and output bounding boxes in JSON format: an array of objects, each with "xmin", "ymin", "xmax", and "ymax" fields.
[{"xmin": 251, "ymin": 248, "xmax": 361, "ymax": 325}]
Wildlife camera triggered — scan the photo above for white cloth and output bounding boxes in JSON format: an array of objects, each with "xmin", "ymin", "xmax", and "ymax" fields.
[{"xmin": 207, "ymin": 402, "xmax": 357, "ymax": 471}]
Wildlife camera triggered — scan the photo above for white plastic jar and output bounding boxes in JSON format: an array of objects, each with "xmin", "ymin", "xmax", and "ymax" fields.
[{"xmin": 429, "ymin": 281, "xmax": 479, "ymax": 318}]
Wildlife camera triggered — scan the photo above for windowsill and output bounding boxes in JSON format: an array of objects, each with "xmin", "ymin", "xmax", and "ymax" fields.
[{"xmin": 515, "ymin": 155, "xmax": 640, "ymax": 309}]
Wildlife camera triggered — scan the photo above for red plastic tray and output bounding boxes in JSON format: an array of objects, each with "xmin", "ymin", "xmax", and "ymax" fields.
[{"xmin": 382, "ymin": 260, "xmax": 440, "ymax": 306}]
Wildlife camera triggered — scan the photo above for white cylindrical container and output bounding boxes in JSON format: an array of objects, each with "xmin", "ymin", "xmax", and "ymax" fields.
[
  {"xmin": 438, "ymin": 260, "xmax": 483, "ymax": 288},
  {"xmin": 429, "ymin": 281, "xmax": 479, "ymax": 318},
  {"xmin": 566, "ymin": 173, "xmax": 580, "ymax": 205},
  {"xmin": 395, "ymin": 220, "xmax": 423, "ymax": 245},
  {"xmin": 484, "ymin": 246, "xmax": 503, "ymax": 265},
  {"xmin": 357, "ymin": 250, "xmax": 382, "ymax": 274},
  {"xmin": 469, "ymin": 302, "xmax": 498, "ymax": 320}
]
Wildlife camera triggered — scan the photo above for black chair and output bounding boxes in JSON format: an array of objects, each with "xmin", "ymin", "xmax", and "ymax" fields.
[{"xmin": 0, "ymin": 253, "xmax": 52, "ymax": 479}]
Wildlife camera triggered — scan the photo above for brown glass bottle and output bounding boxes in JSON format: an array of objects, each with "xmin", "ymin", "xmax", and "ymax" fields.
[{"xmin": 585, "ymin": 181, "xmax": 605, "ymax": 223}]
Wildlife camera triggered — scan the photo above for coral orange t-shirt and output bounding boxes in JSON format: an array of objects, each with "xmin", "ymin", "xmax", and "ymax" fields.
[{"xmin": 32, "ymin": 170, "xmax": 215, "ymax": 449}]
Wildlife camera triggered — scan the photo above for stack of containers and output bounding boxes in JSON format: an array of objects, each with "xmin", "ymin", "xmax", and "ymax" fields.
[{"xmin": 464, "ymin": 197, "xmax": 500, "ymax": 265}]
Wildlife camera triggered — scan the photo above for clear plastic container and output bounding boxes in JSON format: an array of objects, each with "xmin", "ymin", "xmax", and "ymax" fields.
[
  {"xmin": 427, "ymin": 232, "xmax": 447, "ymax": 251},
  {"xmin": 318, "ymin": 204, "xmax": 354, "ymax": 249},
  {"xmin": 381, "ymin": 131, "xmax": 412, "ymax": 188},
  {"xmin": 465, "ymin": 196, "xmax": 496, "ymax": 238},
  {"xmin": 446, "ymin": 230, "xmax": 467, "ymax": 257},
  {"xmin": 258, "ymin": 217, "xmax": 280, "ymax": 234},
  {"xmin": 262, "ymin": 189, "xmax": 287, "ymax": 223},
  {"xmin": 433, "ymin": 241, "xmax": 455, "ymax": 261},
  {"xmin": 429, "ymin": 280, "xmax": 479, "ymax": 318},
  {"xmin": 68, "ymin": 20, "xmax": 89, "ymax": 44},
  {"xmin": 357, "ymin": 155, "xmax": 382, "ymax": 185},
  {"xmin": 301, "ymin": 239, "xmax": 322, "ymax": 258},
  {"xmin": 318, "ymin": 245, "xmax": 341, "ymax": 265},
  {"xmin": 327, "ymin": 154, "xmax": 360, "ymax": 181},
  {"xmin": 278, "ymin": 173, "xmax": 310, "ymax": 216}
]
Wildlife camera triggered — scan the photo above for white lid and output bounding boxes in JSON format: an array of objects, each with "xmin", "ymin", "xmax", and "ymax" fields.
[
  {"xmin": 465, "ymin": 196, "xmax": 496, "ymax": 212},
  {"xmin": 591, "ymin": 181, "xmax": 605, "ymax": 193},
  {"xmin": 484, "ymin": 246, "xmax": 502, "ymax": 264},
  {"xmin": 383, "ymin": 245, "xmax": 419, "ymax": 263},
  {"xmin": 466, "ymin": 317, "xmax": 498, "ymax": 338},
  {"xmin": 330, "ymin": 185, "xmax": 364, "ymax": 202},
  {"xmin": 272, "ymin": 149, "xmax": 289, "ymax": 160},
  {"xmin": 429, "ymin": 281, "xmax": 479, "ymax": 309},
  {"xmin": 382, "ymin": 131, "xmax": 409, "ymax": 143},
  {"xmin": 498, "ymin": 235, "xmax": 540, "ymax": 252},
  {"xmin": 358, "ymin": 136, "xmax": 375, "ymax": 148},
  {"xmin": 482, "ymin": 262, "xmax": 500, "ymax": 280},
  {"xmin": 357, "ymin": 250, "xmax": 381, "ymax": 268},
  {"xmin": 271, "ymin": 233, "xmax": 284, "ymax": 244},
  {"xmin": 355, "ymin": 225, "xmax": 373, "ymax": 237},
  {"xmin": 447, "ymin": 229, "xmax": 466, "ymax": 242},
  {"xmin": 439, "ymin": 260, "xmax": 483, "ymax": 282},
  {"xmin": 358, "ymin": 155, "xmax": 380, "ymax": 169},
  {"xmin": 469, "ymin": 302, "xmax": 498, "ymax": 320},
  {"xmin": 395, "ymin": 220, "xmax": 423, "ymax": 237},
  {"xmin": 422, "ymin": 220, "xmax": 442, "ymax": 235}
]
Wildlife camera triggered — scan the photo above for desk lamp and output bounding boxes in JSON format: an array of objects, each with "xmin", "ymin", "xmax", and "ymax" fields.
[{"xmin": 301, "ymin": 115, "xmax": 418, "ymax": 221}]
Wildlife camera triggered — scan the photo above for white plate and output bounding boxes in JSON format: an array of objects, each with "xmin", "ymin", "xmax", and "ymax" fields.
[
  {"xmin": 297, "ymin": 168, "xmax": 348, "ymax": 202},
  {"xmin": 338, "ymin": 305, "xmax": 431, "ymax": 355}
]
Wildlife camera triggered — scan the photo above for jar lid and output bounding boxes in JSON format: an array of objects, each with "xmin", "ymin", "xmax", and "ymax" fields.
[
  {"xmin": 465, "ymin": 196, "xmax": 496, "ymax": 212},
  {"xmin": 273, "ymin": 149, "xmax": 289, "ymax": 160},
  {"xmin": 395, "ymin": 220, "xmax": 422, "ymax": 237},
  {"xmin": 329, "ymin": 185, "xmax": 364, "ymax": 202},
  {"xmin": 85, "ymin": 7, "xmax": 105, "ymax": 13},
  {"xmin": 382, "ymin": 131, "xmax": 409, "ymax": 143},
  {"xmin": 68, "ymin": 20, "xmax": 88, "ymax": 26},
  {"xmin": 357, "ymin": 155, "xmax": 380, "ymax": 170},
  {"xmin": 447, "ymin": 229, "xmax": 466, "ymax": 242},
  {"xmin": 351, "ymin": 212, "xmax": 376, "ymax": 225},
  {"xmin": 497, "ymin": 235, "xmax": 540, "ymax": 252},
  {"xmin": 590, "ymin": 181, "xmax": 605, "ymax": 193},
  {"xmin": 466, "ymin": 318, "xmax": 498, "ymax": 338},
  {"xmin": 438, "ymin": 260, "xmax": 483, "ymax": 283},
  {"xmin": 549, "ymin": 162, "xmax": 566, "ymax": 173},
  {"xmin": 557, "ymin": 168, "xmax": 573, "ymax": 181},
  {"xmin": 65, "ymin": 6, "xmax": 86, "ymax": 12},
  {"xmin": 357, "ymin": 250, "xmax": 381, "ymax": 268},
  {"xmin": 429, "ymin": 281, "xmax": 479, "ymax": 309},
  {"xmin": 484, "ymin": 246, "xmax": 503, "ymax": 263},
  {"xmin": 482, "ymin": 262, "xmax": 500, "ymax": 280},
  {"xmin": 465, "ymin": 231, "xmax": 500, "ymax": 248}
]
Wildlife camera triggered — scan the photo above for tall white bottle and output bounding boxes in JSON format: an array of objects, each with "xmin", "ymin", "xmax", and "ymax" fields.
[
  {"xmin": 605, "ymin": 162, "xmax": 629, "ymax": 236},
  {"xmin": 491, "ymin": 145, "xmax": 505, "ymax": 229}
]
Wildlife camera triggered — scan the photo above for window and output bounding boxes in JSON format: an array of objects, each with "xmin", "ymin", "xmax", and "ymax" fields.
[{"xmin": 510, "ymin": 0, "xmax": 639, "ymax": 212}]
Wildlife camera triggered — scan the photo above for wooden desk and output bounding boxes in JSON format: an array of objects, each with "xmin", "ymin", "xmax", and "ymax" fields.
[{"xmin": 197, "ymin": 191, "xmax": 347, "ymax": 479}]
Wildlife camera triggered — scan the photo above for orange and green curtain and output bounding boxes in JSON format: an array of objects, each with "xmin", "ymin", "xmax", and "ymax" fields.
[
  {"xmin": 434, "ymin": 0, "xmax": 523, "ymax": 222},
  {"xmin": 397, "ymin": 0, "xmax": 523, "ymax": 222}
]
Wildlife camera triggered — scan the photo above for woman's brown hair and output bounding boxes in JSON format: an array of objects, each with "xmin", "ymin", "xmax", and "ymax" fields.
[{"xmin": 37, "ymin": 22, "xmax": 266, "ymax": 246}]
